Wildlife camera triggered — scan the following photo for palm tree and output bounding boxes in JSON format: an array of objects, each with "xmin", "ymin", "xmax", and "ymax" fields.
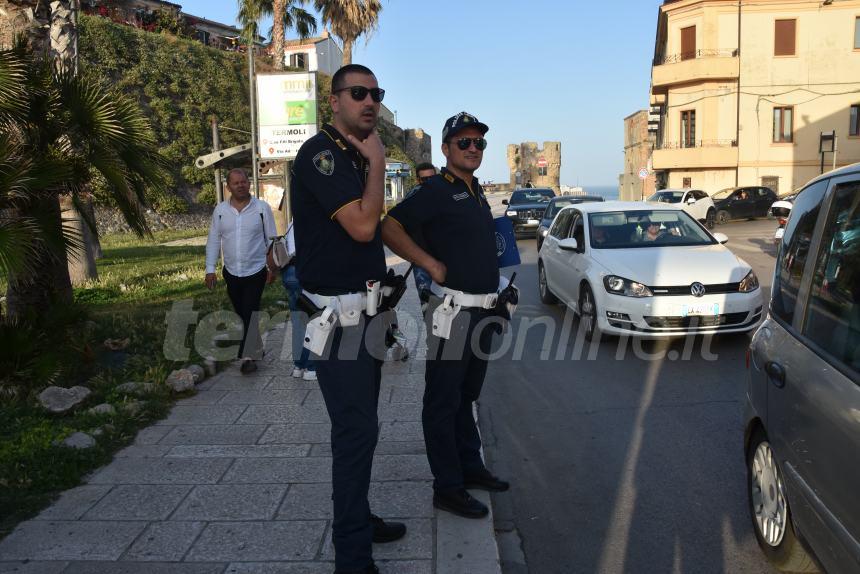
[
  {"xmin": 238, "ymin": 0, "xmax": 316, "ymax": 69},
  {"xmin": 0, "ymin": 42, "xmax": 167, "ymax": 319},
  {"xmin": 313, "ymin": 0, "xmax": 381, "ymax": 65}
]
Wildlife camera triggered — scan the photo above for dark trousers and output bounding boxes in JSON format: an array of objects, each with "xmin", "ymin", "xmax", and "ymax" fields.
[
  {"xmin": 223, "ymin": 266, "xmax": 267, "ymax": 359},
  {"xmin": 314, "ymin": 317, "xmax": 383, "ymax": 572},
  {"xmin": 423, "ymin": 306, "xmax": 496, "ymax": 492}
]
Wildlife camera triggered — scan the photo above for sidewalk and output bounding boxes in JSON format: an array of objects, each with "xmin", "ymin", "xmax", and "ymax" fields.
[{"xmin": 0, "ymin": 271, "xmax": 502, "ymax": 574}]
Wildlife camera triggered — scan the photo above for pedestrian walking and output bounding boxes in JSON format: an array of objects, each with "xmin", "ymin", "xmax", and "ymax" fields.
[
  {"xmin": 382, "ymin": 112, "xmax": 514, "ymax": 519},
  {"xmin": 281, "ymin": 223, "xmax": 316, "ymax": 381},
  {"xmin": 204, "ymin": 168, "xmax": 276, "ymax": 374},
  {"xmin": 290, "ymin": 63, "xmax": 405, "ymax": 574}
]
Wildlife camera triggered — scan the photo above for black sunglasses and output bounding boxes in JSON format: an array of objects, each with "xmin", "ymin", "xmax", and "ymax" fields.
[
  {"xmin": 453, "ymin": 137, "xmax": 487, "ymax": 151},
  {"xmin": 333, "ymin": 86, "xmax": 385, "ymax": 103}
]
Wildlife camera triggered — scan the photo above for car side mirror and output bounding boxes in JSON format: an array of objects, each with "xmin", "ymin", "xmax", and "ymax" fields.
[
  {"xmin": 687, "ymin": 197, "xmax": 697, "ymax": 205},
  {"xmin": 558, "ymin": 238, "xmax": 579, "ymax": 251},
  {"xmin": 713, "ymin": 232, "xmax": 729, "ymax": 244},
  {"xmin": 502, "ymin": 199, "xmax": 509, "ymax": 205}
]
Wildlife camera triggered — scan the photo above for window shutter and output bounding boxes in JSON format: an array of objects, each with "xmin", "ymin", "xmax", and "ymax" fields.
[
  {"xmin": 681, "ymin": 26, "xmax": 696, "ymax": 60},
  {"xmin": 775, "ymin": 20, "xmax": 796, "ymax": 56}
]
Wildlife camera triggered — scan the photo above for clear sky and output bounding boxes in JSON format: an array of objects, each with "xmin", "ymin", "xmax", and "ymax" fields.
[{"xmin": 178, "ymin": 1, "xmax": 662, "ymax": 187}]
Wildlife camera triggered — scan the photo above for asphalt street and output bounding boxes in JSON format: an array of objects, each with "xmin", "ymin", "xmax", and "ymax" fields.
[{"xmin": 478, "ymin": 216, "xmax": 782, "ymax": 574}]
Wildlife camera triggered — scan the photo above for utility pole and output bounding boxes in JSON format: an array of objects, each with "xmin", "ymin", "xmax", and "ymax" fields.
[
  {"xmin": 735, "ymin": 0, "xmax": 742, "ymax": 187},
  {"xmin": 248, "ymin": 40, "xmax": 260, "ymax": 197},
  {"xmin": 211, "ymin": 117, "xmax": 223, "ymax": 203}
]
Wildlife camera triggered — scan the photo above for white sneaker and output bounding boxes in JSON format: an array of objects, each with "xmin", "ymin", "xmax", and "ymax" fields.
[
  {"xmin": 302, "ymin": 370, "xmax": 317, "ymax": 381},
  {"xmin": 291, "ymin": 367, "xmax": 304, "ymax": 378}
]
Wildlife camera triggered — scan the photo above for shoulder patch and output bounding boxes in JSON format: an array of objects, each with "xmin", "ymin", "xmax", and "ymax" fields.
[{"xmin": 313, "ymin": 150, "xmax": 335, "ymax": 176}]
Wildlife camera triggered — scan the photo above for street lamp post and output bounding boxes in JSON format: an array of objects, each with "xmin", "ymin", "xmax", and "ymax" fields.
[{"xmin": 247, "ymin": 37, "xmax": 260, "ymax": 197}]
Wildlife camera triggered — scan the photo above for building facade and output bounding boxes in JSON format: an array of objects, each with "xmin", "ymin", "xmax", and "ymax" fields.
[
  {"xmin": 620, "ymin": 110, "xmax": 658, "ymax": 200},
  {"xmin": 283, "ymin": 31, "xmax": 343, "ymax": 76},
  {"xmin": 507, "ymin": 141, "xmax": 561, "ymax": 192},
  {"xmin": 650, "ymin": 0, "xmax": 860, "ymax": 195}
]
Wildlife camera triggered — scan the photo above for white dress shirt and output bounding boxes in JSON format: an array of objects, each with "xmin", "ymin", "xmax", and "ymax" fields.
[{"xmin": 205, "ymin": 197, "xmax": 277, "ymax": 277}]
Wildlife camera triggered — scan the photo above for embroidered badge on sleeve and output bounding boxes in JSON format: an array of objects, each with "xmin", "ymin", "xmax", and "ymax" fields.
[{"xmin": 313, "ymin": 150, "xmax": 335, "ymax": 176}]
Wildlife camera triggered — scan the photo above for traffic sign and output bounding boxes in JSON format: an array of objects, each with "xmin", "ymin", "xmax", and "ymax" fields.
[
  {"xmin": 536, "ymin": 157, "xmax": 548, "ymax": 168},
  {"xmin": 638, "ymin": 167, "xmax": 649, "ymax": 180}
]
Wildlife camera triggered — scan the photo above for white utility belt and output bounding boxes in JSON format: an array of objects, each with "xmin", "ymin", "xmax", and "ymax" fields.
[
  {"xmin": 432, "ymin": 287, "xmax": 499, "ymax": 340},
  {"xmin": 302, "ymin": 290, "xmax": 371, "ymax": 325},
  {"xmin": 439, "ymin": 287, "xmax": 498, "ymax": 310},
  {"xmin": 301, "ymin": 288, "xmax": 395, "ymax": 355}
]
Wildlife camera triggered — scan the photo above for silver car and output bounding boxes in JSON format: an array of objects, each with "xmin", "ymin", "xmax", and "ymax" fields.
[{"xmin": 745, "ymin": 163, "xmax": 860, "ymax": 572}]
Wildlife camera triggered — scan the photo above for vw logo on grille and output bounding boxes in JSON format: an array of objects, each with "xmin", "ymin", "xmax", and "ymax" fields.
[{"xmin": 690, "ymin": 282, "xmax": 706, "ymax": 297}]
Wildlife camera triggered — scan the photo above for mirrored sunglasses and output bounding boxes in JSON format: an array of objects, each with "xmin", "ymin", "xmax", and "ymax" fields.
[
  {"xmin": 333, "ymin": 86, "xmax": 385, "ymax": 103},
  {"xmin": 455, "ymin": 137, "xmax": 487, "ymax": 151}
]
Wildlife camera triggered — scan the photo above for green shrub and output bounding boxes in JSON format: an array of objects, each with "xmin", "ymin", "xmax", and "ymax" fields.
[{"xmin": 196, "ymin": 182, "xmax": 217, "ymax": 205}]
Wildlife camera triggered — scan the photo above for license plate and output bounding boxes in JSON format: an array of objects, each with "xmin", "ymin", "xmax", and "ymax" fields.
[
  {"xmin": 527, "ymin": 219, "xmax": 540, "ymax": 225},
  {"xmin": 680, "ymin": 303, "xmax": 720, "ymax": 317},
  {"xmin": 774, "ymin": 228, "xmax": 785, "ymax": 240}
]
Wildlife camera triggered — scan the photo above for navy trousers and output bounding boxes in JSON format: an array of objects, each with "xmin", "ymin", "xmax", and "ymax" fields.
[
  {"xmin": 222, "ymin": 266, "xmax": 267, "ymax": 359},
  {"xmin": 423, "ymin": 305, "xmax": 497, "ymax": 492},
  {"xmin": 313, "ymin": 316, "xmax": 384, "ymax": 572}
]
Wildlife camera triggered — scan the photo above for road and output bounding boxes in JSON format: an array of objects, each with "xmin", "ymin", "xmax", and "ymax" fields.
[{"xmin": 478, "ymin": 217, "xmax": 781, "ymax": 574}]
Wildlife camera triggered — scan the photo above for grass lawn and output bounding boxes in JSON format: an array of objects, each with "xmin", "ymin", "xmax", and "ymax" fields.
[{"xmin": 0, "ymin": 227, "xmax": 289, "ymax": 538}]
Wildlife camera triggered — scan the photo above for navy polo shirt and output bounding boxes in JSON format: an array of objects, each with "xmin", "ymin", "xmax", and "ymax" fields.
[
  {"xmin": 386, "ymin": 168, "xmax": 499, "ymax": 294},
  {"xmin": 290, "ymin": 124, "xmax": 386, "ymax": 294}
]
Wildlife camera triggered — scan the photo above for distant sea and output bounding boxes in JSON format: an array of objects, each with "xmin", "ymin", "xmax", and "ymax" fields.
[{"xmin": 580, "ymin": 185, "xmax": 619, "ymax": 201}]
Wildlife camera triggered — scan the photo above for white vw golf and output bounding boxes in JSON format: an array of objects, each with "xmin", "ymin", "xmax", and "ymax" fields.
[{"xmin": 537, "ymin": 202, "xmax": 764, "ymax": 340}]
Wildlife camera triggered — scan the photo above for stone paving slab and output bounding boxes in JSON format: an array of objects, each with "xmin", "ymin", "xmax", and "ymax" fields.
[
  {"xmin": 0, "ymin": 521, "xmax": 146, "ymax": 560},
  {"xmin": 156, "ymin": 405, "xmax": 248, "ymax": 426},
  {"xmin": 379, "ymin": 421, "xmax": 425, "ymax": 442},
  {"xmin": 159, "ymin": 425, "xmax": 268, "ymax": 445},
  {"xmin": 115, "ymin": 445, "xmax": 174, "ymax": 458},
  {"xmin": 265, "ymin": 377, "xmax": 322, "ymax": 390},
  {"xmin": 216, "ymin": 390, "xmax": 309, "ymax": 405},
  {"xmin": 166, "ymin": 444, "xmax": 310, "ymax": 458},
  {"xmin": 370, "ymin": 455, "xmax": 432, "ymax": 482},
  {"xmin": 0, "ymin": 563, "xmax": 68, "ymax": 574},
  {"xmin": 82, "ymin": 485, "xmax": 191, "ymax": 520},
  {"xmin": 221, "ymin": 458, "xmax": 331, "ymax": 484},
  {"xmin": 237, "ymin": 405, "xmax": 330, "ymax": 425},
  {"xmin": 171, "ymin": 485, "xmax": 288, "ymax": 521},
  {"xmin": 199, "ymin": 375, "xmax": 273, "ymax": 391},
  {"xmin": 224, "ymin": 561, "xmax": 432, "ymax": 574},
  {"xmin": 32, "ymin": 485, "xmax": 111, "ymax": 521},
  {"xmin": 309, "ymin": 440, "xmax": 427, "ymax": 457},
  {"xmin": 277, "ymin": 481, "xmax": 433, "ymax": 521},
  {"xmin": 320, "ymin": 519, "xmax": 432, "ymax": 561},
  {"xmin": 132, "ymin": 425, "xmax": 173, "ymax": 445},
  {"xmin": 120, "ymin": 521, "xmax": 206, "ymax": 562},
  {"xmin": 64, "ymin": 563, "xmax": 225, "ymax": 574},
  {"xmin": 258, "ymin": 424, "xmax": 332, "ymax": 444},
  {"xmin": 87, "ymin": 458, "xmax": 233, "ymax": 484},
  {"xmin": 184, "ymin": 521, "xmax": 326, "ymax": 562}
]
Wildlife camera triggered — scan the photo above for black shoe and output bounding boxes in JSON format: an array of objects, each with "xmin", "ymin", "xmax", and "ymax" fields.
[
  {"xmin": 371, "ymin": 513, "xmax": 406, "ymax": 543},
  {"xmin": 333, "ymin": 564, "xmax": 379, "ymax": 574},
  {"xmin": 464, "ymin": 469, "xmax": 510, "ymax": 492},
  {"xmin": 240, "ymin": 359, "xmax": 257, "ymax": 374},
  {"xmin": 433, "ymin": 488, "xmax": 489, "ymax": 519}
]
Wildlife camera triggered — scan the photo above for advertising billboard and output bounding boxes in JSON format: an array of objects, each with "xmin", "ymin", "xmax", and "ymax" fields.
[{"xmin": 256, "ymin": 72, "xmax": 317, "ymax": 160}]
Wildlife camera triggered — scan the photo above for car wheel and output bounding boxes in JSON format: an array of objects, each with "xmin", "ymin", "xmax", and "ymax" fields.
[
  {"xmin": 716, "ymin": 210, "xmax": 730, "ymax": 225},
  {"xmin": 538, "ymin": 261, "xmax": 558, "ymax": 304},
  {"xmin": 579, "ymin": 284, "xmax": 603, "ymax": 342},
  {"xmin": 747, "ymin": 429, "xmax": 819, "ymax": 573},
  {"xmin": 706, "ymin": 209, "xmax": 716, "ymax": 230}
]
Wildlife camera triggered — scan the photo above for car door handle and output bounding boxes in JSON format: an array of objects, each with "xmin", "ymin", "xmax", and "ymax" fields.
[{"xmin": 765, "ymin": 361, "xmax": 786, "ymax": 388}]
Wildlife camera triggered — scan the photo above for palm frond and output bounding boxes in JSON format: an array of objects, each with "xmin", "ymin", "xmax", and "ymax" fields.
[{"xmin": 0, "ymin": 215, "xmax": 44, "ymax": 279}]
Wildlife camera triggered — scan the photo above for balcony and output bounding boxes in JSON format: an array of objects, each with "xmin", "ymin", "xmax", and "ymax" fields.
[
  {"xmin": 652, "ymin": 140, "xmax": 738, "ymax": 170},
  {"xmin": 651, "ymin": 50, "xmax": 738, "ymax": 93}
]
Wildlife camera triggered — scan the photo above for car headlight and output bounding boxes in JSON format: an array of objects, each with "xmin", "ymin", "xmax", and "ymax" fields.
[
  {"xmin": 739, "ymin": 270, "xmax": 759, "ymax": 292},
  {"xmin": 603, "ymin": 275, "xmax": 653, "ymax": 297},
  {"xmin": 506, "ymin": 210, "xmax": 517, "ymax": 217},
  {"xmin": 539, "ymin": 227, "xmax": 549, "ymax": 237}
]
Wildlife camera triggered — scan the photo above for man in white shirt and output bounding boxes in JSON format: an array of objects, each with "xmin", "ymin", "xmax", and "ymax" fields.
[{"xmin": 205, "ymin": 169, "xmax": 276, "ymax": 374}]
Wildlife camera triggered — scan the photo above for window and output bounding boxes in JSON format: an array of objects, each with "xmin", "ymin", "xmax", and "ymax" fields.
[
  {"xmin": 851, "ymin": 104, "xmax": 860, "ymax": 137},
  {"xmin": 681, "ymin": 26, "xmax": 696, "ymax": 60},
  {"xmin": 691, "ymin": 189, "xmax": 708, "ymax": 200},
  {"xmin": 771, "ymin": 179, "xmax": 828, "ymax": 325},
  {"xmin": 289, "ymin": 52, "xmax": 307, "ymax": 69},
  {"xmin": 855, "ymin": 17, "xmax": 860, "ymax": 49},
  {"xmin": 550, "ymin": 209, "xmax": 573, "ymax": 239},
  {"xmin": 773, "ymin": 106, "xmax": 793, "ymax": 143},
  {"xmin": 537, "ymin": 166, "xmax": 547, "ymax": 176},
  {"xmin": 570, "ymin": 215, "xmax": 585, "ymax": 251},
  {"xmin": 775, "ymin": 19, "xmax": 796, "ymax": 56},
  {"xmin": 803, "ymin": 180, "xmax": 860, "ymax": 374},
  {"xmin": 682, "ymin": 177, "xmax": 692, "ymax": 188},
  {"xmin": 681, "ymin": 110, "xmax": 696, "ymax": 148}
]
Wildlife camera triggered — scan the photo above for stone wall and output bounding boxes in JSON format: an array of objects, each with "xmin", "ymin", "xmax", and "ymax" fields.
[
  {"xmin": 507, "ymin": 141, "xmax": 561, "ymax": 193},
  {"xmin": 95, "ymin": 206, "xmax": 212, "ymax": 235},
  {"xmin": 377, "ymin": 119, "xmax": 432, "ymax": 166}
]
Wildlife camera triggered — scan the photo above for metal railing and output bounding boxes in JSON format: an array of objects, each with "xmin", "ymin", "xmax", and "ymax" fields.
[
  {"xmin": 656, "ymin": 139, "xmax": 737, "ymax": 150},
  {"xmin": 653, "ymin": 49, "xmax": 738, "ymax": 66}
]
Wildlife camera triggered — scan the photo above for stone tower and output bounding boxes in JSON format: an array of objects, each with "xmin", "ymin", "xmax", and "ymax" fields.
[{"xmin": 507, "ymin": 142, "xmax": 561, "ymax": 193}]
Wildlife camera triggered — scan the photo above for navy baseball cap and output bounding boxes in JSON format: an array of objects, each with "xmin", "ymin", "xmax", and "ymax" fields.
[{"xmin": 442, "ymin": 111, "xmax": 489, "ymax": 142}]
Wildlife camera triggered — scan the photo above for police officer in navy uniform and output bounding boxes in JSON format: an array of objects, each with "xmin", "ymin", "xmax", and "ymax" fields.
[
  {"xmin": 291, "ymin": 64, "xmax": 405, "ymax": 574},
  {"xmin": 381, "ymin": 112, "xmax": 510, "ymax": 519}
]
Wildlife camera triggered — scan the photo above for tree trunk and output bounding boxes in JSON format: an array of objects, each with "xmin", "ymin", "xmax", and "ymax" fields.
[
  {"xmin": 341, "ymin": 39, "xmax": 352, "ymax": 65},
  {"xmin": 62, "ymin": 195, "xmax": 98, "ymax": 285},
  {"xmin": 5, "ymin": 196, "xmax": 74, "ymax": 320},
  {"xmin": 0, "ymin": 0, "xmax": 50, "ymax": 53},
  {"xmin": 272, "ymin": 0, "xmax": 285, "ymax": 71},
  {"xmin": 49, "ymin": 0, "xmax": 76, "ymax": 73}
]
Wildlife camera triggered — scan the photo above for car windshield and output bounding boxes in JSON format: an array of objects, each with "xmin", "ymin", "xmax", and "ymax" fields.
[
  {"xmin": 545, "ymin": 200, "xmax": 576, "ymax": 218},
  {"xmin": 713, "ymin": 188, "xmax": 737, "ymax": 200},
  {"xmin": 647, "ymin": 191, "xmax": 684, "ymax": 203},
  {"xmin": 510, "ymin": 189, "xmax": 554, "ymax": 204},
  {"xmin": 588, "ymin": 210, "xmax": 715, "ymax": 249}
]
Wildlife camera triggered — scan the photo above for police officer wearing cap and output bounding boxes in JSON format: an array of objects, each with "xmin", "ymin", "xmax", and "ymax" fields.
[
  {"xmin": 381, "ymin": 112, "xmax": 511, "ymax": 519},
  {"xmin": 291, "ymin": 63, "xmax": 404, "ymax": 574}
]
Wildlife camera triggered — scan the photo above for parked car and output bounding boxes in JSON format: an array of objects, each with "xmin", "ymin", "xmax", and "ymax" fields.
[
  {"xmin": 712, "ymin": 186, "xmax": 777, "ymax": 224},
  {"xmin": 537, "ymin": 201, "xmax": 763, "ymax": 340},
  {"xmin": 503, "ymin": 188, "xmax": 555, "ymax": 236},
  {"xmin": 536, "ymin": 195, "xmax": 604, "ymax": 250},
  {"xmin": 646, "ymin": 188, "xmax": 717, "ymax": 229},
  {"xmin": 745, "ymin": 162, "xmax": 860, "ymax": 574}
]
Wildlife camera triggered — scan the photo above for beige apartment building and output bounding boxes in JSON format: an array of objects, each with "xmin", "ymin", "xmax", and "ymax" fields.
[{"xmin": 650, "ymin": 0, "xmax": 860, "ymax": 195}]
